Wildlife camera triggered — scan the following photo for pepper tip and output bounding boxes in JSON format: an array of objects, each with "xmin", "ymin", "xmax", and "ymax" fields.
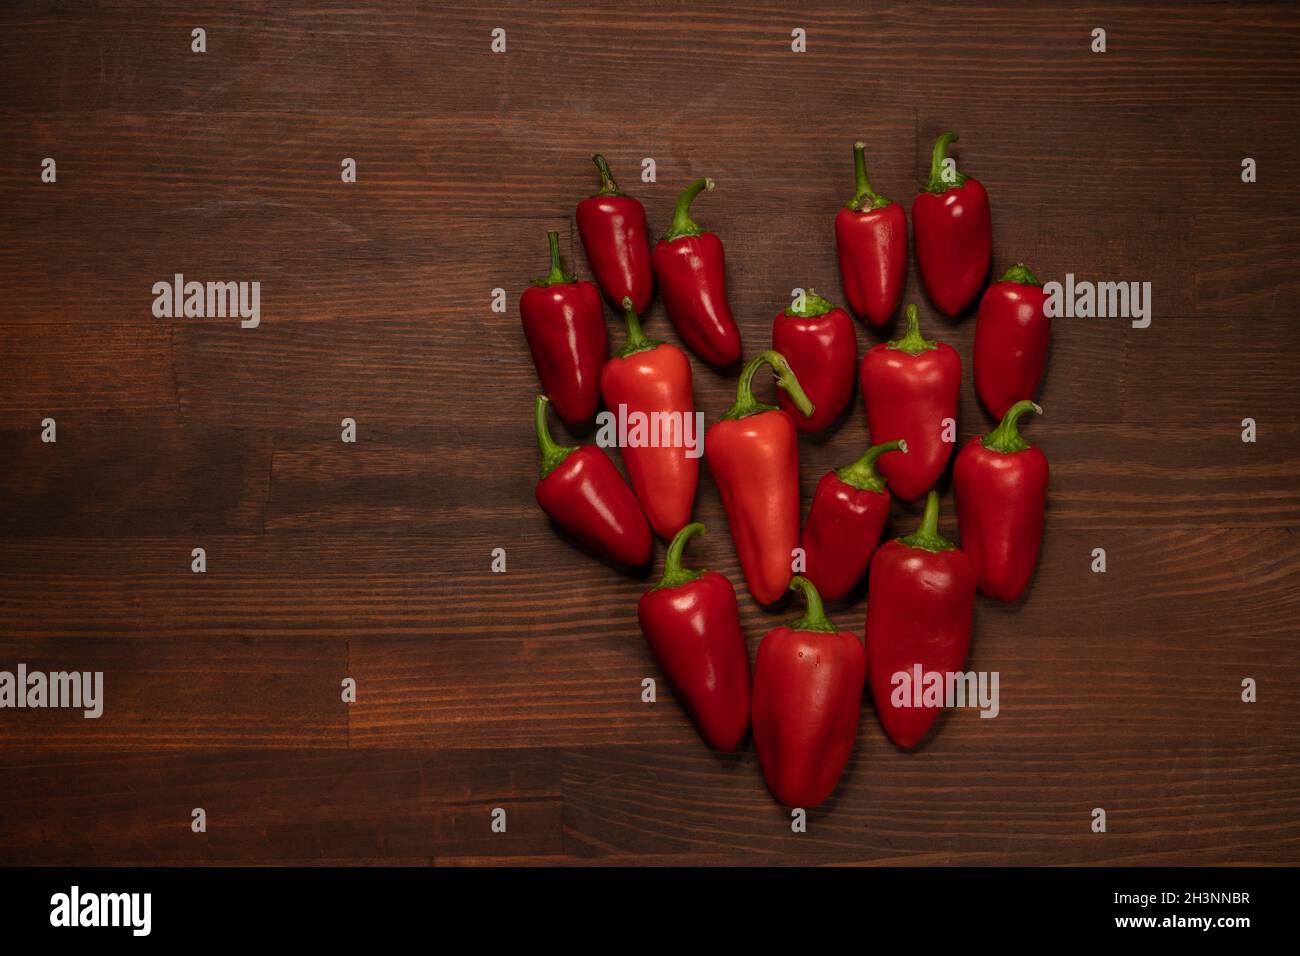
[
  {"xmin": 898, "ymin": 439, "xmax": 909, "ymax": 454},
  {"xmin": 704, "ymin": 177, "xmax": 715, "ymax": 191},
  {"xmin": 854, "ymin": 140, "xmax": 866, "ymax": 150},
  {"xmin": 621, "ymin": 296, "xmax": 633, "ymax": 310}
]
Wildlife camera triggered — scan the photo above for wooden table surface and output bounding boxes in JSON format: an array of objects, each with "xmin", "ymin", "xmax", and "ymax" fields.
[{"xmin": 1, "ymin": 1, "xmax": 1297, "ymax": 866}]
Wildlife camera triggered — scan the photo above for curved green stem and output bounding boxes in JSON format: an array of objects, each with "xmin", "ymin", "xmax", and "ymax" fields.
[
  {"xmin": 788, "ymin": 576, "xmax": 838, "ymax": 633},
  {"xmin": 924, "ymin": 131, "xmax": 968, "ymax": 194},
  {"xmin": 983, "ymin": 400, "xmax": 1041, "ymax": 454},
  {"xmin": 900, "ymin": 491, "xmax": 956, "ymax": 553},
  {"xmin": 998, "ymin": 263, "xmax": 1042, "ymax": 287},
  {"xmin": 721, "ymin": 350, "xmax": 815, "ymax": 421},
  {"xmin": 787, "ymin": 288, "xmax": 835, "ymax": 318},
  {"xmin": 835, "ymin": 439, "xmax": 907, "ymax": 493},
  {"xmin": 532, "ymin": 230, "xmax": 575, "ymax": 287},
  {"xmin": 592, "ymin": 154, "xmax": 623, "ymax": 197},
  {"xmin": 617, "ymin": 296, "xmax": 661, "ymax": 358},
  {"xmin": 535, "ymin": 395, "xmax": 576, "ymax": 478},
  {"xmin": 652, "ymin": 522, "xmax": 707, "ymax": 590},
  {"xmin": 661, "ymin": 177, "xmax": 713, "ymax": 241},
  {"xmin": 887, "ymin": 304, "xmax": 937, "ymax": 355},
  {"xmin": 846, "ymin": 141, "xmax": 890, "ymax": 211}
]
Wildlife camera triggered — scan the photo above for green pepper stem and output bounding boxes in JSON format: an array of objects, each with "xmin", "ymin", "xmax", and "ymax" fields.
[
  {"xmin": 787, "ymin": 288, "xmax": 835, "ymax": 318},
  {"xmin": 617, "ymin": 296, "xmax": 661, "ymax": 357},
  {"xmin": 835, "ymin": 439, "xmax": 907, "ymax": 493},
  {"xmin": 887, "ymin": 304, "xmax": 938, "ymax": 355},
  {"xmin": 924, "ymin": 131, "xmax": 968, "ymax": 194},
  {"xmin": 983, "ymin": 400, "xmax": 1042, "ymax": 454},
  {"xmin": 721, "ymin": 350, "xmax": 815, "ymax": 421},
  {"xmin": 662, "ymin": 177, "xmax": 713, "ymax": 241},
  {"xmin": 846, "ymin": 141, "xmax": 890, "ymax": 211},
  {"xmin": 592, "ymin": 154, "xmax": 622, "ymax": 196},
  {"xmin": 653, "ymin": 522, "xmax": 707, "ymax": 590},
  {"xmin": 998, "ymin": 263, "xmax": 1042, "ymax": 287},
  {"xmin": 535, "ymin": 395, "xmax": 576, "ymax": 478},
  {"xmin": 899, "ymin": 491, "xmax": 956, "ymax": 552},
  {"xmin": 532, "ymin": 230, "xmax": 575, "ymax": 287},
  {"xmin": 545, "ymin": 231, "xmax": 564, "ymax": 282},
  {"xmin": 788, "ymin": 576, "xmax": 838, "ymax": 633}
]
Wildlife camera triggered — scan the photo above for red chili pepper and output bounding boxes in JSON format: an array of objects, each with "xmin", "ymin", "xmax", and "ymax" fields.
[
  {"xmin": 866, "ymin": 492, "xmax": 976, "ymax": 748},
  {"xmin": 752, "ymin": 576, "xmax": 865, "ymax": 808},
  {"xmin": 801, "ymin": 438, "xmax": 907, "ymax": 601},
  {"xmin": 705, "ymin": 351, "xmax": 814, "ymax": 605},
  {"xmin": 859, "ymin": 304, "xmax": 960, "ymax": 501},
  {"xmin": 913, "ymin": 132, "xmax": 992, "ymax": 317},
  {"xmin": 533, "ymin": 395, "xmax": 651, "ymax": 567},
  {"xmin": 600, "ymin": 297, "xmax": 699, "ymax": 540},
  {"xmin": 974, "ymin": 263, "xmax": 1050, "ymax": 420},
  {"xmin": 652, "ymin": 178, "xmax": 743, "ymax": 367},
  {"xmin": 834, "ymin": 142, "xmax": 908, "ymax": 326},
  {"xmin": 576, "ymin": 154, "xmax": 654, "ymax": 314},
  {"xmin": 771, "ymin": 290, "xmax": 858, "ymax": 433},
  {"xmin": 519, "ymin": 231, "xmax": 607, "ymax": 426},
  {"xmin": 954, "ymin": 400, "xmax": 1048, "ymax": 602},
  {"xmin": 637, "ymin": 523, "xmax": 751, "ymax": 751}
]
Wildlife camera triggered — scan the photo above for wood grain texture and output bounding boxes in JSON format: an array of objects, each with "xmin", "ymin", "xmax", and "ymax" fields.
[{"xmin": 1, "ymin": 0, "xmax": 1298, "ymax": 866}]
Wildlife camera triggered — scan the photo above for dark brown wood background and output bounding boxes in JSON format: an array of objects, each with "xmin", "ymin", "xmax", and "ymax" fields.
[{"xmin": 1, "ymin": 1, "xmax": 1297, "ymax": 866}]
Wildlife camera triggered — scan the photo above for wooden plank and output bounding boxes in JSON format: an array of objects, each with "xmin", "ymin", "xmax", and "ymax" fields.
[
  {"xmin": 1, "ymin": 3, "xmax": 1295, "ymax": 116},
  {"xmin": 0, "ymin": 529, "xmax": 1295, "ymax": 647},
  {"xmin": 0, "ymin": 422, "xmax": 271, "ymax": 534},
  {"xmin": 0, "ymin": 638, "xmax": 346, "ymax": 750},
  {"xmin": 0, "ymin": 748, "xmax": 561, "ymax": 864},
  {"xmin": 559, "ymin": 741, "xmax": 1300, "ymax": 864}
]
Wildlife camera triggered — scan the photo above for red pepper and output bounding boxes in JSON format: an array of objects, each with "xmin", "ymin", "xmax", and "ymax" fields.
[
  {"xmin": 771, "ymin": 290, "xmax": 858, "ymax": 433},
  {"xmin": 800, "ymin": 438, "xmax": 907, "ymax": 601},
  {"xmin": 866, "ymin": 492, "xmax": 976, "ymax": 748},
  {"xmin": 913, "ymin": 132, "xmax": 992, "ymax": 317},
  {"xmin": 974, "ymin": 263, "xmax": 1050, "ymax": 420},
  {"xmin": 576, "ymin": 154, "xmax": 654, "ymax": 314},
  {"xmin": 752, "ymin": 576, "xmax": 865, "ymax": 808},
  {"xmin": 652, "ymin": 178, "xmax": 743, "ymax": 367},
  {"xmin": 705, "ymin": 351, "xmax": 814, "ymax": 605},
  {"xmin": 533, "ymin": 395, "xmax": 651, "ymax": 567},
  {"xmin": 834, "ymin": 142, "xmax": 908, "ymax": 326},
  {"xmin": 954, "ymin": 400, "xmax": 1048, "ymax": 602},
  {"xmin": 519, "ymin": 231, "xmax": 607, "ymax": 426},
  {"xmin": 637, "ymin": 523, "xmax": 751, "ymax": 751},
  {"xmin": 600, "ymin": 297, "xmax": 699, "ymax": 540},
  {"xmin": 859, "ymin": 304, "xmax": 960, "ymax": 501}
]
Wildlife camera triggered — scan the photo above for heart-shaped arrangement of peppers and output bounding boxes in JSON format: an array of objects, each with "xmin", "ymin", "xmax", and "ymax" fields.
[{"xmin": 522, "ymin": 135, "xmax": 1050, "ymax": 810}]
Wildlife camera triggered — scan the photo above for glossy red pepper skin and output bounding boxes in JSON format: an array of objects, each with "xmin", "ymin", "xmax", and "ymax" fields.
[
  {"xmin": 771, "ymin": 291, "xmax": 857, "ymax": 433},
  {"xmin": 753, "ymin": 576, "xmax": 865, "ymax": 808},
  {"xmin": 974, "ymin": 264, "xmax": 1050, "ymax": 421},
  {"xmin": 576, "ymin": 155, "xmax": 654, "ymax": 314},
  {"xmin": 800, "ymin": 439, "xmax": 906, "ymax": 601},
  {"xmin": 866, "ymin": 492, "xmax": 976, "ymax": 748},
  {"xmin": 835, "ymin": 142, "xmax": 908, "ymax": 326},
  {"xmin": 637, "ymin": 523, "xmax": 751, "ymax": 751},
  {"xmin": 520, "ymin": 231, "xmax": 607, "ymax": 426},
  {"xmin": 533, "ymin": 395, "xmax": 652, "ymax": 567},
  {"xmin": 954, "ymin": 400, "xmax": 1049, "ymax": 602},
  {"xmin": 601, "ymin": 298, "xmax": 699, "ymax": 540},
  {"xmin": 705, "ymin": 351, "xmax": 815, "ymax": 606},
  {"xmin": 860, "ymin": 304, "xmax": 960, "ymax": 501},
  {"xmin": 653, "ymin": 178, "xmax": 743, "ymax": 367},
  {"xmin": 913, "ymin": 133, "xmax": 992, "ymax": 318}
]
